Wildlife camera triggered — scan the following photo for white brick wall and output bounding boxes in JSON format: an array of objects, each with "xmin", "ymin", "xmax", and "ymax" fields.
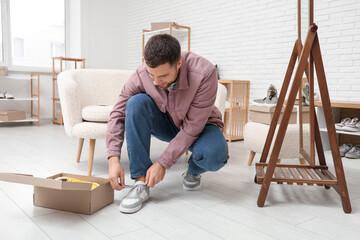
[{"xmin": 127, "ymin": 0, "xmax": 360, "ymax": 102}]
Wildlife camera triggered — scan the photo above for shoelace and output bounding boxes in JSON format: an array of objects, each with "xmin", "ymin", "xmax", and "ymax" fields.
[{"xmin": 126, "ymin": 184, "xmax": 146, "ymax": 198}]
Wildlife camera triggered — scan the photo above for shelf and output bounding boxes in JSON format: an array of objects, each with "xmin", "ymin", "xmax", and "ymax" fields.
[
  {"xmin": 143, "ymin": 28, "xmax": 188, "ymax": 35},
  {"xmin": 320, "ymin": 127, "xmax": 360, "ymax": 137},
  {"xmin": 2, "ymin": 75, "xmax": 32, "ymax": 81},
  {"xmin": 0, "ymin": 97, "xmax": 39, "ymax": 101},
  {"xmin": 0, "ymin": 117, "xmax": 39, "ymax": 123}
]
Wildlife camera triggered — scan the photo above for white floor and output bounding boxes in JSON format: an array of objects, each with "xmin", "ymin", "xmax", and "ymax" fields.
[{"xmin": 1, "ymin": 121, "xmax": 360, "ymax": 240}]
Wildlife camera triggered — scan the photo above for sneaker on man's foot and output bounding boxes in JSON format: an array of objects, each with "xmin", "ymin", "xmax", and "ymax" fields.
[
  {"xmin": 339, "ymin": 143, "xmax": 353, "ymax": 157},
  {"xmin": 182, "ymin": 170, "xmax": 201, "ymax": 191},
  {"xmin": 119, "ymin": 181, "xmax": 149, "ymax": 213}
]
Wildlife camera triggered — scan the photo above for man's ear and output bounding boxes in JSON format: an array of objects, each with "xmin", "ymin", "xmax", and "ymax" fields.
[{"xmin": 177, "ymin": 58, "xmax": 183, "ymax": 70}]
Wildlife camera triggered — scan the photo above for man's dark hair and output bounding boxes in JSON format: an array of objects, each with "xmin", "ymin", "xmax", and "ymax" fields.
[{"xmin": 144, "ymin": 34, "xmax": 181, "ymax": 68}]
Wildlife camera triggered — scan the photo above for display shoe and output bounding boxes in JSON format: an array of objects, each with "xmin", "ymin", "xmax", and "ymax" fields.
[
  {"xmin": 339, "ymin": 144, "xmax": 353, "ymax": 157},
  {"xmin": 0, "ymin": 91, "xmax": 5, "ymax": 99},
  {"xmin": 345, "ymin": 145, "xmax": 360, "ymax": 159},
  {"xmin": 252, "ymin": 84, "xmax": 278, "ymax": 107},
  {"xmin": 335, "ymin": 118, "xmax": 352, "ymax": 130},
  {"xmin": 342, "ymin": 118, "xmax": 360, "ymax": 132},
  {"xmin": 302, "ymin": 83, "xmax": 320, "ymax": 106},
  {"xmin": 4, "ymin": 92, "xmax": 14, "ymax": 99}
]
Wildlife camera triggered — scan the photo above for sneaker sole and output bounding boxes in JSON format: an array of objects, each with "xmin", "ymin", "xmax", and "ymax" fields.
[
  {"xmin": 341, "ymin": 126, "xmax": 360, "ymax": 132},
  {"xmin": 183, "ymin": 184, "xmax": 201, "ymax": 191},
  {"xmin": 119, "ymin": 204, "xmax": 142, "ymax": 213},
  {"xmin": 119, "ymin": 195, "xmax": 149, "ymax": 214},
  {"xmin": 345, "ymin": 153, "xmax": 360, "ymax": 159}
]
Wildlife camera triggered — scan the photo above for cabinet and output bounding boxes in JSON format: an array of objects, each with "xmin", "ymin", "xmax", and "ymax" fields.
[
  {"xmin": 218, "ymin": 80, "xmax": 250, "ymax": 142},
  {"xmin": 316, "ymin": 101, "xmax": 360, "ymax": 150},
  {"xmin": 52, "ymin": 57, "xmax": 85, "ymax": 125},
  {"xmin": 0, "ymin": 73, "xmax": 40, "ymax": 126},
  {"xmin": 142, "ymin": 24, "xmax": 191, "ymax": 62}
]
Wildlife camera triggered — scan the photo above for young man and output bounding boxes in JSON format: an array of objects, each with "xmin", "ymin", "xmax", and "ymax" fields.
[{"xmin": 106, "ymin": 34, "xmax": 228, "ymax": 213}]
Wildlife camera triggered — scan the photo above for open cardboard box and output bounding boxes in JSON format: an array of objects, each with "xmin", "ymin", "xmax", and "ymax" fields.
[{"xmin": 0, "ymin": 172, "xmax": 114, "ymax": 214}]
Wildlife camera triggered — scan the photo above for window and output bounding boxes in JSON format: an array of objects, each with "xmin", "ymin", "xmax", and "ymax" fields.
[
  {"xmin": 12, "ymin": 38, "xmax": 24, "ymax": 58},
  {"xmin": 0, "ymin": 3, "xmax": 3, "ymax": 62},
  {"xmin": 0, "ymin": 0, "xmax": 65, "ymax": 68},
  {"xmin": 50, "ymin": 41, "xmax": 65, "ymax": 58}
]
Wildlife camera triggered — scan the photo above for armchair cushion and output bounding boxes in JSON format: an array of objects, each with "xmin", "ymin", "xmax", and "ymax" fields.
[{"xmin": 82, "ymin": 105, "xmax": 113, "ymax": 123}]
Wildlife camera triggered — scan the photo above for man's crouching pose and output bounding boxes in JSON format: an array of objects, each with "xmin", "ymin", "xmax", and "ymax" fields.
[{"xmin": 106, "ymin": 34, "xmax": 229, "ymax": 213}]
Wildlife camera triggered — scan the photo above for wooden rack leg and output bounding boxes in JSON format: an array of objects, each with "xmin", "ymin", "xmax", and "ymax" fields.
[
  {"xmin": 312, "ymin": 35, "xmax": 351, "ymax": 213},
  {"xmin": 257, "ymin": 26, "xmax": 317, "ymax": 207}
]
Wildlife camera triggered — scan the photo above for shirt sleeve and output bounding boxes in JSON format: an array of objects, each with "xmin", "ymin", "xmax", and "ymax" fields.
[
  {"xmin": 106, "ymin": 70, "xmax": 144, "ymax": 159},
  {"xmin": 157, "ymin": 69, "xmax": 219, "ymax": 169}
]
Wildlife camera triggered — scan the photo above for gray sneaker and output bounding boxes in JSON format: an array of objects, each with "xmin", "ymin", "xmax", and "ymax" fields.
[
  {"xmin": 345, "ymin": 145, "xmax": 360, "ymax": 159},
  {"xmin": 182, "ymin": 170, "xmax": 201, "ymax": 191},
  {"xmin": 252, "ymin": 84, "xmax": 278, "ymax": 107},
  {"xmin": 339, "ymin": 143, "xmax": 353, "ymax": 157},
  {"xmin": 119, "ymin": 181, "xmax": 150, "ymax": 213}
]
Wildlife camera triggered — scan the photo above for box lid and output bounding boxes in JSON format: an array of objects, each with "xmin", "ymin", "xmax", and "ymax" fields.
[{"xmin": 0, "ymin": 173, "xmax": 92, "ymax": 191}]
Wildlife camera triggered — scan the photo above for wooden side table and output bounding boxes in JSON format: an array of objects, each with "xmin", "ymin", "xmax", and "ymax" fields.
[{"xmin": 218, "ymin": 80, "xmax": 250, "ymax": 142}]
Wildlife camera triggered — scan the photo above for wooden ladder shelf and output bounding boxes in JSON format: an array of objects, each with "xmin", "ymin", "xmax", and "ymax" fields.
[{"xmin": 254, "ymin": 22, "xmax": 352, "ymax": 213}]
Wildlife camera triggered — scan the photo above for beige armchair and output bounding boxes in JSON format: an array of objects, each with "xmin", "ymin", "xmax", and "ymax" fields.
[{"xmin": 58, "ymin": 69, "xmax": 227, "ymax": 176}]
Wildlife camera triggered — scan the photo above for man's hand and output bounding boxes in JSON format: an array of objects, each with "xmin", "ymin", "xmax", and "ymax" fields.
[
  {"xmin": 145, "ymin": 162, "xmax": 166, "ymax": 188},
  {"xmin": 108, "ymin": 156, "xmax": 125, "ymax": 191}
]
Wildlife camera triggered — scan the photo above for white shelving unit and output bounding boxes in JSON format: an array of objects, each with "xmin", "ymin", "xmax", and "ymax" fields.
[
  {"xmin": 320, "ymin": 128, "xmax": 360, "ymax": 137},
  {"xmin": 0, "ymin": 74, "xmax": 40, "ymax": 126},
  {"xmin": 317, "ymin": 101, "xmax": 360, "ymax": 150}
]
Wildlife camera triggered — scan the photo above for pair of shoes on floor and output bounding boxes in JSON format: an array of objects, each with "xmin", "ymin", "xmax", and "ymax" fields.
[
  {"xmin": 119, "ymin": 170, "xmax": 202, "ymax": 213},
  {"xmin": 335, "ymin": 118, "xmax": 360, "ymax": 132},
  {"xmin": 0, "ymin": 91, "xmax": 14, "ymax": 99},
  {"xmin": 339, "ymin": 144, "xmax": 360, "ymax": 159},
  {"xmin": 301, "ymin": 83, "xmax": 320, "ymax": 106},
  {"xmin": 252, "ymin": 84, "xmax": 278, "ymax": 107}
]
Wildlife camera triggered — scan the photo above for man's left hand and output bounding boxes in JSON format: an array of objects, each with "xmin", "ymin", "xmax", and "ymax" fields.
[{"xmin": 145, "ymin": 162, "xmax": 166, "ymax": 188}]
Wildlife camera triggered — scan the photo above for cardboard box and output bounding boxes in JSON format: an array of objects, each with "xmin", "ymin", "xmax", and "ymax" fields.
[
  {"xmin": 0, "ymin": 66, "xmax": 8, "ymax": 76},
  {"xmin": 0, "ymin": 110, "xmax": 26, "ymax": 121},
  {"xmin": 249, "ymin": 105, "xmax": 297, "ymax": 125},
  {"xmin": 0, "ymin": 173, "xmax": 114, "ymax": 215},
  {"xmin": 151, "ymin": 22, "xmax": 177, "ymax": 31}
]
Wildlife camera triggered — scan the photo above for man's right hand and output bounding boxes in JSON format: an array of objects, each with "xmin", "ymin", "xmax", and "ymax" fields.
[{"xmin": 108, "ymin": 156, "xmax": 125, "ymax": 191}]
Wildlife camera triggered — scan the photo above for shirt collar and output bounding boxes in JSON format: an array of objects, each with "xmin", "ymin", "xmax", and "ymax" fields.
[{"xmin": 167, "ymin": 78, "xmax": 178, "ymax": 91}]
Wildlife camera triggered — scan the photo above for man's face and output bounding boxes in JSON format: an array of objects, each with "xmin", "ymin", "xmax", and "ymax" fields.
[{"xmin": 146, "ymin": 58, "xmax": 182, "ymax": 89}]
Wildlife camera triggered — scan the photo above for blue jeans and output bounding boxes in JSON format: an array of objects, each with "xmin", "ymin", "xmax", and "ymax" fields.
[{"xmin": 125, "ymin": 93, "xmax": 229, "ymax": 179}]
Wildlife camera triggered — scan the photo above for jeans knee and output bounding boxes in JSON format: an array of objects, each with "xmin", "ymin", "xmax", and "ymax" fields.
[
  {"xmin": 126, "ymin": 94, "xmax": 153, "ymax": 117},
  {"xmin": 193, "ymin": 144, "xmax": 228, "ymax": 172}
]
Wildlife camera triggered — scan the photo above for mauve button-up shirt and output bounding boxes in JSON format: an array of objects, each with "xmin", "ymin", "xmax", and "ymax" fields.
[{"xmin": 106, "ymin": 52, "xmax": 224, "ymax": 169}]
